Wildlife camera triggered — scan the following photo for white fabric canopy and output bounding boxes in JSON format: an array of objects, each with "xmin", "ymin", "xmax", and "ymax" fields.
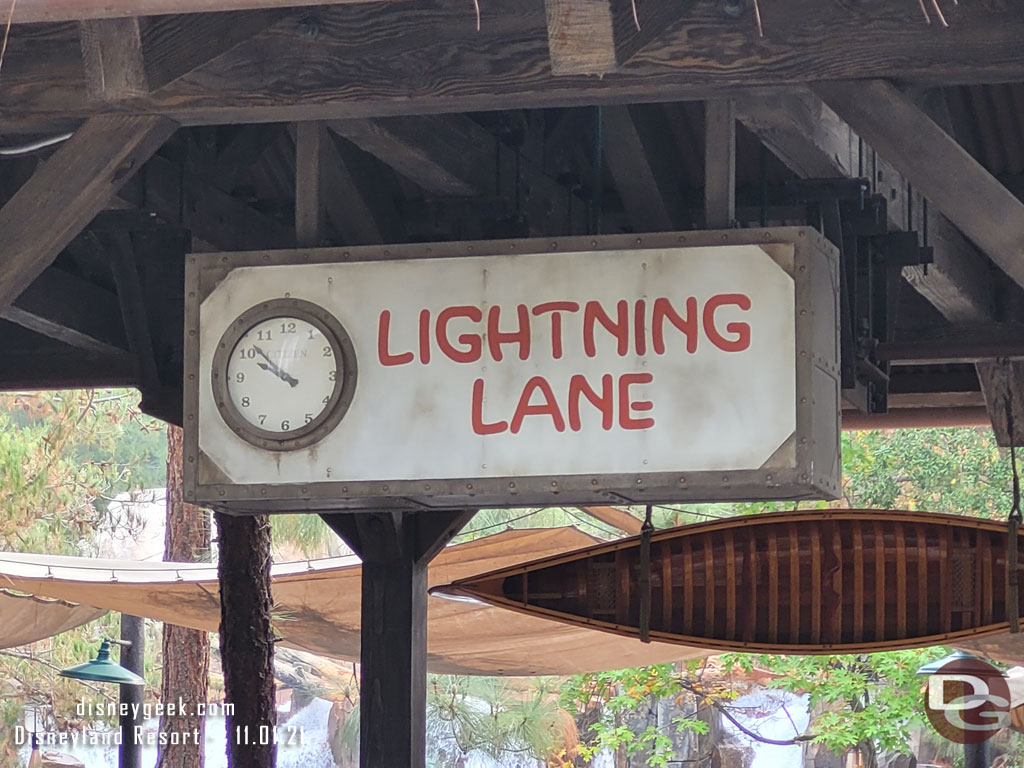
[{"xmin": 0, "ymin": 527, "xmax": 709, "ymax": 675}]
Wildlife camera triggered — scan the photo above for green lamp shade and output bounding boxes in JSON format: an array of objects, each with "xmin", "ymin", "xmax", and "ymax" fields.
[{"xmin": 59, "ymin": 640, "xmax": 145, "ymax": 686}]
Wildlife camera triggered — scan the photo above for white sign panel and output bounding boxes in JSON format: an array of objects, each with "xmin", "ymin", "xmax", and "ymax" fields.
[
  {"xmin": 185, "ymin": 229, "xmax": 840, "ymax": 511},
  {"xmin": 198, "ymin": 244, "xmax": 795, "ymax": 485}
]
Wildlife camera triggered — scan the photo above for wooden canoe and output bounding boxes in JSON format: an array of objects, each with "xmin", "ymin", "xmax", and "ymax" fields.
[{"xmin": 433, "ymin": 510, "xmax": 1024, "ymax": 654}]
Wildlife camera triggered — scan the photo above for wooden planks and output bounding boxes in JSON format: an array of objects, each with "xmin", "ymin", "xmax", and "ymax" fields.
[
  {"xmin": 703, "ymin": 100, "xmax": 736, "ymax": 229},
  {"xmin": 15, "ymin": 0, "xmax": 388, "ymax": 23},
  {"xmin": 816, "ymin": 79, "xmax": 1024, "ymax": 292},
  {"xmin": 0, "ymin": 115, "xmax": 176, "ymax": 313},
  {"xmin": 9, "ymin": 2, "xmax": 1024, "ymax": 129},
  {"xmin": 294, "ymin": 122, "xmax": 326, "ymax": 247},
  {"xmin": 543, "ymin": 0, "xmax": 695, "ymax": 75},
  {"xmin": 737, "ymin": 88, "xmax": 993, "ymax": 326},
  {"xmin": 81, "ymin": 11, "xmax": 284, "ymax": 100}
]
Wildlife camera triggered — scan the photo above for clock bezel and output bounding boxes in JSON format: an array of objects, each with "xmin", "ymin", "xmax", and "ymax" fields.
[{"xmin": 211, "ymin": 298, "xmax": 357, "ymax": 452}]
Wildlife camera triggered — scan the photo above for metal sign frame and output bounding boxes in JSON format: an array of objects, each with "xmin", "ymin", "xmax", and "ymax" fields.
[{"xmin": 183, "ymin": 228, "xmax": 840, "ymax": 514}]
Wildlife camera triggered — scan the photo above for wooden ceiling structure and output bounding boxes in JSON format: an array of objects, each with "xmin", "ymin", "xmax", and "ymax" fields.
[
  {"xmin": 6, "ymin": 4, "xmax": 1024, "ymax": 767},
  {"xmin": 1, "ymin": 0, "xmax": 1024, "ymax": 441}
]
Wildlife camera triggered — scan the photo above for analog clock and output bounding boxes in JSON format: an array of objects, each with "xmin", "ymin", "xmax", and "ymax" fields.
[{"xmin": 211, "ymin": 299, "xmax": 356, "ymax": 451}]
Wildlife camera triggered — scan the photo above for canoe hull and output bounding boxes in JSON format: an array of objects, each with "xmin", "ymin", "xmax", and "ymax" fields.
[{"xmin": 437, "ymin": 510, "xmax": 1024, "ymax": 654}]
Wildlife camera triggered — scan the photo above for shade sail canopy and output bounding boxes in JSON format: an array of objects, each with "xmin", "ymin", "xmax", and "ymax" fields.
[
  {"xmin": 0, "ymin": 527, "xmax": 708, "ymax": 675},
  {"xmin": 0, "ymin": 590, "xmax": 106, "ymax": 650}
]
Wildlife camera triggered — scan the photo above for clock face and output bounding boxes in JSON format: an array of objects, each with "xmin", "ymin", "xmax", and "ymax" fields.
[{"xmin": 225, "ymin": 315, "xmax": 340, "ymax": 435}]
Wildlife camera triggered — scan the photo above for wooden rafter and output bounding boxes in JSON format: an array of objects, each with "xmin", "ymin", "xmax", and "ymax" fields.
[
  {"xmin": 601, "ymin": 105, "xmax": 687, "ymax": 232},
  {"xmin": 0, "ymin": 115, "xmax": 177, "ymax": 313},
  {"xmin": 0, "ymin": 267, "xmax": 129, "ymax": 357},
  {"xmin": 329, "ymin": 115, "xmax": 578, "ymax": 236},
  {"xmin": 543, "ymin": 0, "xmax": 696, "ymax": 76},
  {"xmin": 80, "ymin": 11, "xmax": 285, "ymax": 100},
  {"xmin": 13, "ymin": 0, "xmax": 391, "ymax": 24},
  {"xmin": 815, "ymin": 80, "xmax": 1024, "ymax": 293},
  {"xmin": 294, "ymin": 122, "xmax": 326, "ymax": 247},
  {"xmin": 736, "ymin": 89, "xmax": 994, "ymax": 325},
  {"xmin": 6, "ymin": 3, "xmax": 1024, "ymax": 129}
]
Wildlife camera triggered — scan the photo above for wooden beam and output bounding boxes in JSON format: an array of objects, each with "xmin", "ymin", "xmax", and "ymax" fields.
[
  {"xmin": 0, "ymin": 332, "xmax": 136, "ymax": 390},
  {"xmin": 815, "ymin": 79, "xmax": 1024, "ymax": 292},
  {"xmin": 329, "ymin": 117, "xmax": 489, "ymax": 197},
  {"xmin": 322, "ymin": 510, "xmax": 472, "ymax": 768},
  {"xmin": 704, "ymin": 99, "xmax": 736, "ymax": 229},
  {"xmin": 8, "ymin": 2, "xmax": 1024, "ymax": 129},
  {"xmin": 0, "ymin": 268, "xmax": 129, "ymax": 357},
  {"xmin": 140, "ymin": 154, "xmax": 294, "ymax": 251},
  {"xmin": 0, "ymin": 115, "xmax": 176, "ymax": 313},
  {"xmin": 577, "ymin": 506, "xmax": 643, "ymax": 536},
  {"xmin": 321, "ymin": 133, "xmax": 400, "ymax": 245},
  {"xmin": 601, "ymin": 105, "xmax": 686, "ymax": 232},
  {"xmin": 330, "ymin": 115, "xmax": 579, "ymax": 237},
  {"xmin": 543, "ymin": 0, "xmax": 695, "ymax": 76},
  {"xmin": 294, "ymin": 122, "xmax": 326, "ymax": 247},
  {"xmin": 879, "ymin": 324, "xmax": 1024, "ymax": 365},
  {"xmin": 81, "ymin": 11, "xmax": 283, "ymax": 100},
  {"xmin": 736, "ymin": 89, "xmax": 994, "ymax": 324},
  {"xmin": 14, "ymin": 0, "xmax": 389, "ymax": 23},
  {"xmin": 976, "ymin": 362, "xmax": 1024, "ymax": 447}
]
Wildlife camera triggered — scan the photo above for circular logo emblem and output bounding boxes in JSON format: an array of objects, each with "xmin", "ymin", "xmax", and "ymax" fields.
[{"xmin": 924, "ymin": 656, "xmax": 1010, "ymax": 744}]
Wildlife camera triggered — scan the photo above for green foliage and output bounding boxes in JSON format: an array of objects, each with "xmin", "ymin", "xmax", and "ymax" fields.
[
  {"xmin": 427, "ymin": 676, "xmax": 569, "ymax": 766},
  {"xmin": 0, "ymin": 390, "xmax": 166, "ymax": 763}
]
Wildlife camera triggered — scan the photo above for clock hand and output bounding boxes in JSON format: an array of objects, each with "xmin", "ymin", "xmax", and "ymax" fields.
[{"xmin": 252, "ymin": 344, "xmax": 300, "ymax": 388}]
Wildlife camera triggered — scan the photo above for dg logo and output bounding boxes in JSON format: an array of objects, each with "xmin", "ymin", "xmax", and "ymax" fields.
[{"xmin": 924, "ymin": 655, "xmax": 1010, "ymax": 744}]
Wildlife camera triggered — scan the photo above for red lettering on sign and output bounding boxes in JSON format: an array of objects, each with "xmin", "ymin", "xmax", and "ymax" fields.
[
  {"xmin": 619, "ymin": 372, "xmax": 655, "ymax": 430},
  {"xmin": 471, "ymin": 378, "xmax": 508, "ymax": 435},
  {"xmin": 437, "ymin": 306, "xmax": 483, "ymax": 363},
  {"xmin": 652, "ymin": 297, "xmax": 698, "ymax": 354},
  {"xmin": 487, "ymin": 304, "xmax": 531, "ymax": 361},
  {"xmin": 634, "ymin": 299, "xmax": 647, "ymax": 356},
  {"xmin": 418, "ymin": 309, "xmax": 431, "ymax": 364},
  {"xmin": 583, "ymin": 300, "xmax": 629, "ymax": 358},
  {"xmin": 704, "ymin": 293, "xmax": 752, "ymax": 352},
  {"xmin": 510, "ymin": 376, "xmax": 566, "ymax": 434},
  {"xmin": 532, "ymin": 301, "xmax": 580, "ymax": 360},
  {"xmin": 568, "ymin": 373, "xmax": 614, "ymax": 431},
  {"xmin": 377, "ymin": 310, "xmax": 414, "ymax": 366}
]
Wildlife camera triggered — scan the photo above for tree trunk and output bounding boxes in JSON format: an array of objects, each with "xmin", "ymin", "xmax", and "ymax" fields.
[
  {"xmin": 157, "ymin": 425, "xmax": 211, "ymax": 768},
  {"xmin": 216, "ymin": 511, "xmax": 277, "ymax": 768}
]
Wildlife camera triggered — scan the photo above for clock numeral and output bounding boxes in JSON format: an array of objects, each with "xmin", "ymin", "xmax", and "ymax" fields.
[
  {"xmin": 322, "ymin": 395, "xmax": 330, "ymax": 404},
  {"xmin": 236, "ymin": 372, "xmax": 245, "ymax": 383},
  {"xmin": 241, "ymin": 397, "xmax": 250, "ymax": 407},
  {"xmin": 304, "ymin": 413, "xmax": 313, "ymax": 424},
  {"xmin": 258, "ymin": 414, "xmax": 267, "ymax": 425},
  {"xmin": 281, "ymin": 420, "xmax": 291, "ymax": 431},
  {"xmin": 307, "ymin": 329, "xmax": 317, "ymax": 340},
  {"xmin": 328, "ymin": 370, "xmax": 337, "ymax": 382},
  {"xmin": 239, "ymin": 347, "xmax": 256, "ymax": 360},
  {"xmin": 280, "ymin": 322, "xmax": 297, "ymax": 334},
  {"xmin": 322, "ymin": 346, "xmax": 332, "ymax": 357},
  {"xmin": 257, "ymin": 329, "xmax": 272, "ymax": 341}
]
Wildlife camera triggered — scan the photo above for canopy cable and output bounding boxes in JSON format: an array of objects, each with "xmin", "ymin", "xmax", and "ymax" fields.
[
  {"xmin": 1005, "ymin": 360, "xmax": 1022, "ymax": 633},
  {"xmin": 639, "ymin": 504, "xmax": 654, "ymax": 644}
]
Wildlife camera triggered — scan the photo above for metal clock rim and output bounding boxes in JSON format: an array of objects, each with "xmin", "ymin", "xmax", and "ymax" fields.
[{"xmin": 211, "ymin": 298, "xmax": 358, "ymax": 452}]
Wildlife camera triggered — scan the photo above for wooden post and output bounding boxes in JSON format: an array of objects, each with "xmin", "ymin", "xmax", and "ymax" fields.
[
  {"xmin": 704, "ymin": 99, "xmax": 736, "ymax": 229},
  {"xmin": 322, "ymin": 510, "xmax": 473, "ymax": 768},
  {"xmin": 295, "ymin": 122, "xmax": 326, "ymax": 248},
  {"xmin": 119, "ymin": 614, "xmax": 144, "ymax": 768}
]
